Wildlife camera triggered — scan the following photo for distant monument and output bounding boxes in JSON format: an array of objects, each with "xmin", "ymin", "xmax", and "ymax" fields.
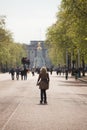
[
  {"xmin": 34, "ymin": 42, "xmax": 45, "ymax": 68},
  {"xmin": 27, "ymin": 40, "xmax": 52, "ymax": 69}
]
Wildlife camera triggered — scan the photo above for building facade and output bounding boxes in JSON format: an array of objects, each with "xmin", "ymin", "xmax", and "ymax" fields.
[{"xmin": 27, "ymin": 41, "xmax": 51, "ymax": 69}]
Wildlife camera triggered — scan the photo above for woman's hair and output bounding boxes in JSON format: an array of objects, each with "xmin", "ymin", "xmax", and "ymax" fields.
[{"xmin": 40, "ymin": 66, "xmax": 47, "ymax": 74}]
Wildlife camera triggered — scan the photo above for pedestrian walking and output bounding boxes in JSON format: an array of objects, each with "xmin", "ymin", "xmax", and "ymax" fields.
[
  {"xmin": 50, "ymin": 67, "xmax": 53, "ymax": 75},
  {"xmin": 31, "ymin": 67, "xmax": 35, "ymax": 76},
  {"xmin": 15, "ymin": 67, "xmax": 20, "ymax": 80},
  {"xmin": 37, "ymin": 66, "xmax": 50, "ymax": 104},
  {"xmin": 23, "ymin": 68, "xmax": 28, "ymax": 80},
  {"xmin": 65, "ymin": 68, "xmax": 68, "ymax": 80},
  {"xmin": 9, "ymin": 67, "xmax": 15, "ymax": 80},
  {"xmin": 20, "ymin": 68, "xmax": 24, "ymax": 80}
]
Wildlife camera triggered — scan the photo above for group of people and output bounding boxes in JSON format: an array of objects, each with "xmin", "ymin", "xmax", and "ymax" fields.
[
  {"xmin": 9, "ymin": 65, "xmax": 80, "ymax": 105},
  {"xmin": 9, "ymin": 64, "xmax": 86, "ymax": 105},
  {"xmin": 9, "ymin": 66, "xmax": 28, "ymax": 80}
]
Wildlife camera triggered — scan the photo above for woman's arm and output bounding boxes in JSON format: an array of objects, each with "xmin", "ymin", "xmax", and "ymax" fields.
[
  {"xmin": 47, "ymin": 73, "xmax": 50, "ymax": 82},
  {"xmin": 36, "ymin": 74, "xmax": 41, "ymax": 85}
]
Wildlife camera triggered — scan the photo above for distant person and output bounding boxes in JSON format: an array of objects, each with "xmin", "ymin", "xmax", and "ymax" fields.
[
  {"xmin": 20, "ymin": 68, "xmax": 24, "ymax": 80},
  {"xmin": 23, "ymin": 68, "xmax": 28, "ymax": 80},
  {"xmin": 65, "ymin": 68, "xmax": 68, "ymax": 80},
  {"xmin": 9, "ymin": 67, "xmax": 15, "ymax": 80},
  {"xmin": 31, "ymin": 67, "xmax": 35, "ymax": 76},
  {"xmin": 37, "ymin": 66, "xmax": 50, "ymax": 104},
  {"xmin": 15, "ymin": 67, "xmax": 20, "ymax": 80},
  {"xmin": 50, "ymin": 67, "xmax": 53, "ymax": 75}
]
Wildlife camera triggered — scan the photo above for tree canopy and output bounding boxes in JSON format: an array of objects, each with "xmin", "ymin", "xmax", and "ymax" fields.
[
  {"xmin": 46, "ymin": 0, "xmax": 87, "ymax": 67},
  {"xmin": 0, "ymin": 16, "xmax": 27, "ymax": 72}
]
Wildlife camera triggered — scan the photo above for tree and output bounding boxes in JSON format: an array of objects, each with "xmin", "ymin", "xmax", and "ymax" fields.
[
  {"xmin": 46, "ymin": 0, "xmax": 87, "ymax": 69},
  {"xmin": 0, "ymin": 16, "xmax": 27, "ymax": 72}
]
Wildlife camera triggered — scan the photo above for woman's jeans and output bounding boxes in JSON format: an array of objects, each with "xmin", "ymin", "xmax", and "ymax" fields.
[{"xmin": 40, "ymin": 89, "xmax": 47, "ymax": 102}]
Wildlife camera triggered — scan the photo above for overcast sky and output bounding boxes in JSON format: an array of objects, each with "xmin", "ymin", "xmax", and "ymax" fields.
[{"xmin": 0, "ymin": 0, "xmax": 61, "ymax": 44}]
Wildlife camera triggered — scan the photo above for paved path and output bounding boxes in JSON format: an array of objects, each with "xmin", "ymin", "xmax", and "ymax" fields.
[{"xmin": 0, "ymin": 72, "xmax": 87, "ymax": 130}]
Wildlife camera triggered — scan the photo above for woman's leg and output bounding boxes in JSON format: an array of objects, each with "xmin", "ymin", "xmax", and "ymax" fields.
[
  {"xmin": 40, "ymin": 89, "xmax": 44, "ymax": 103},
  {"xmin": 43, "ymin": 90, "xmax": 47, "ymax": 103}
]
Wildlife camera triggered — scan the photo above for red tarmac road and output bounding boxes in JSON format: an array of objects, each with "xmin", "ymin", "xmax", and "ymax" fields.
[{"xmin": 0, "ymin": 72, "xmax": 87, "ymax": 130}]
